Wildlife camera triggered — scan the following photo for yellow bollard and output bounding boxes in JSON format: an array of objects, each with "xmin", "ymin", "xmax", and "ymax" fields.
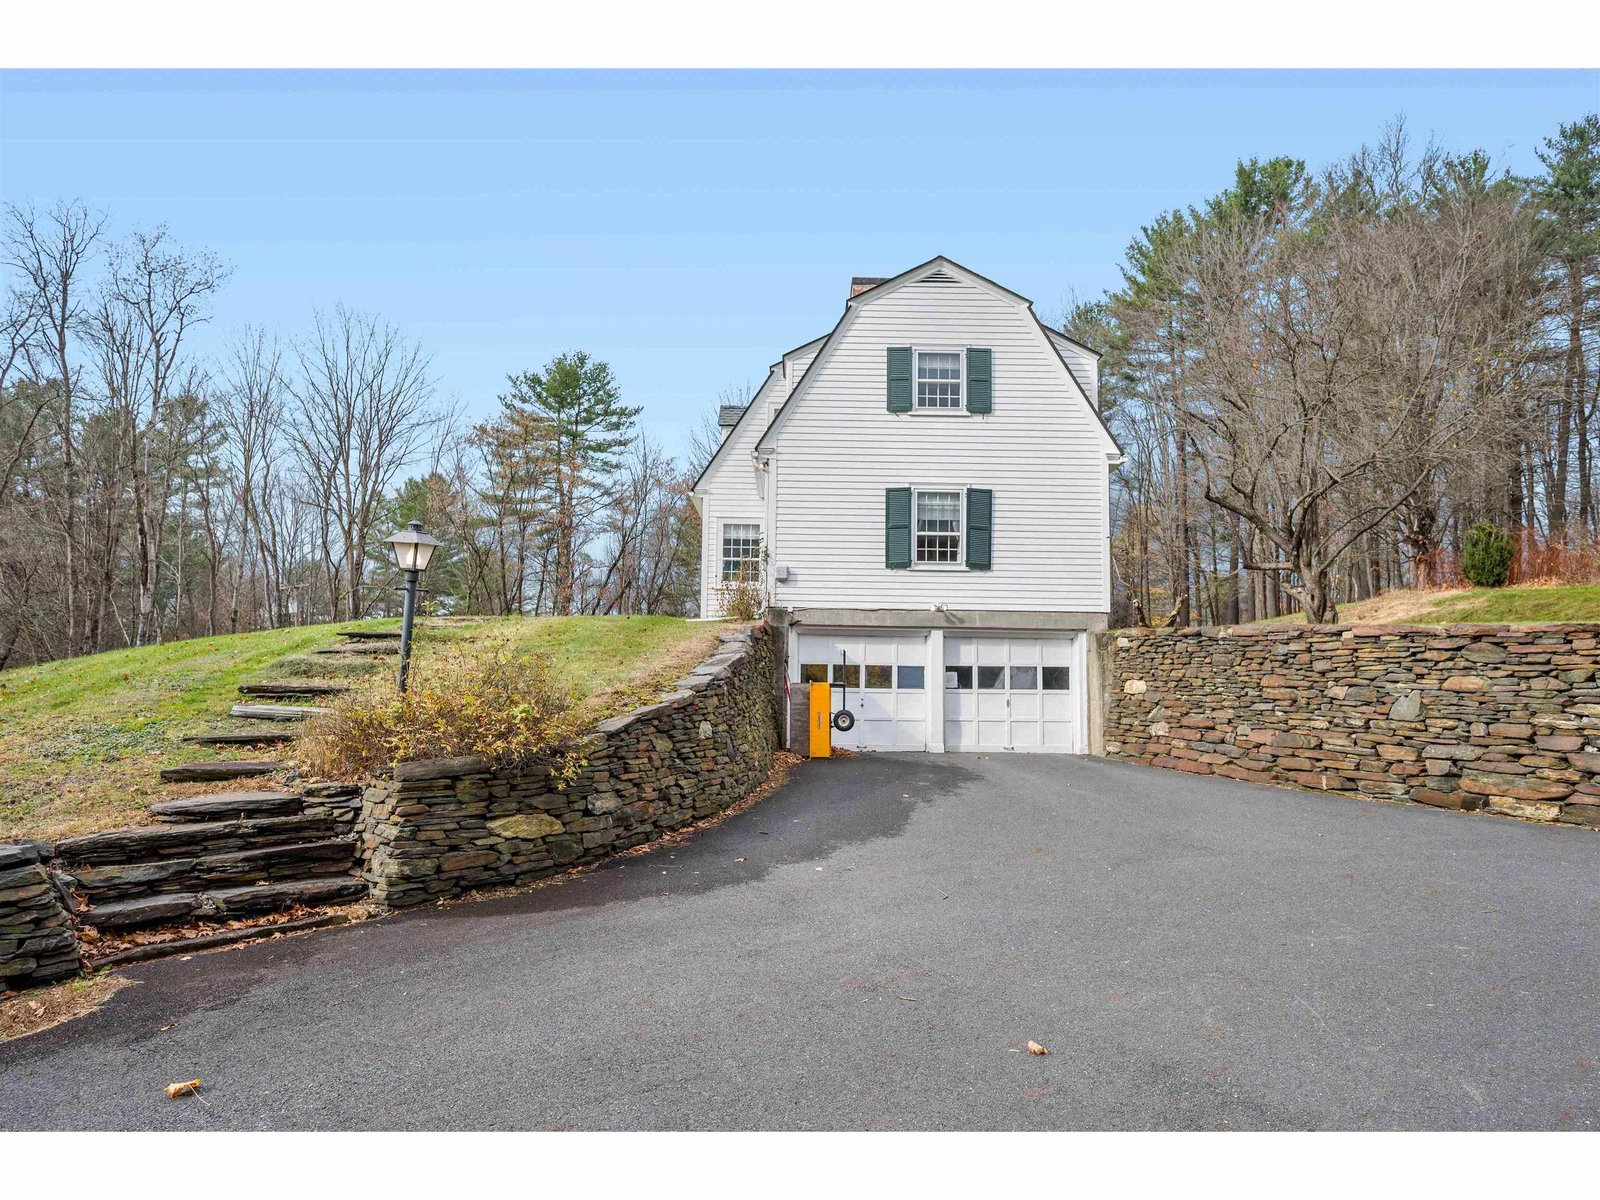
[{"xmin": 809, "ymin": 681, "xmax": 832, "ymax": 758}]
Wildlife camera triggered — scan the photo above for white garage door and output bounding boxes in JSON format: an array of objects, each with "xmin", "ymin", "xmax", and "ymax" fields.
[
  {"xmin": 944, "ymin": 636, "xmax": 1080, "ymax": 753},
  {"xmin": 794, "ymin": 633, "xmax": 928, "ymax": 751}
]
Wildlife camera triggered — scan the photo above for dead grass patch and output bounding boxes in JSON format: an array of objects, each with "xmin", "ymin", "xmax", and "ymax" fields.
[{"xmin": 0, "ymin": 972, "xmax": 131, "ymax": 1043}]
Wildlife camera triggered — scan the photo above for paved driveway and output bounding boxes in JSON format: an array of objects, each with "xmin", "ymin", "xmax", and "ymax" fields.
[{"xmin": 3, "ymin": 754, "xmax": 1597, "ymax": 1130}]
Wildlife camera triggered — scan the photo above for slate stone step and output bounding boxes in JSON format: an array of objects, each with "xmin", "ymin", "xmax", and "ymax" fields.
[
  {"xmin": 159, "ymin": 760, "xmax": 281, "ymax": 783},
  {"xmin": 238, "ymin": 682, "xmax": 351, "ymax": 698},
  {"xmin": 208, "ymin": 876, "xmax": 367, "ymax": 916},
  {"xmin": 148, "ymin": 791, "xmax": 304, "ymax": 823},
  {"xmin": 78, "ymin": 875, "xmax": 367, "ymax": 929},
  {"xmin": 335, "ymin": 629, "xmax": 401, "ymax": 640},
  {"xmin": 79, "ymin": 893, "xmax": 199, "ymax": 929},
  {"xmin": 229, "ymin": 703, "xmax": 329, "ymax": 721},
  {"xmin": 55, "ymin": 815, "xmax": 341, "ymax": 867},
  {"xmin": 70, "ymin": 837, "xmax": 357, "ymax": 902},
  {"xmin": 185, "ymin": 730, "xmax": 299, "ymax": 746}
]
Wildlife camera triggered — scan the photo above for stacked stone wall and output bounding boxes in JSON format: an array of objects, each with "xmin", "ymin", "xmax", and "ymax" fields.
[
  {"xmin": 1101, "ymin": 623, "xmax": 1600, "ymax": 826},
  {"xmin": 358, "ymin": 624, "xmax": 779, "ymax": 907},
  {"xmin": 0, "ymin": 842, "xmax": 80, "ymax": 991}
]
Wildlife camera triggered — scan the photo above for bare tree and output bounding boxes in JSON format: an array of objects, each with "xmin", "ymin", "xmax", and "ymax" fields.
[
  {"xmin": 221, "ymin": 328, "xmax": 289, "ymax": 630},
  {"xmin": 102, "ymin": 227, "xmax": 230, "ymax": 644},
  {"xmin": 4, "ymin": 200, "xmax": 108, "ymax": 651},
  {"xmin": 289, "ymin": 305, "xmax": 437, "ymax": 619}
]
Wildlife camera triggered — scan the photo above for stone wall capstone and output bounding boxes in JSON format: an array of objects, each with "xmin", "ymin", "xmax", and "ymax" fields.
[
  {"xmin": 1100, "ymin": 622, "xmax": 1600, "ymax": 826},
  {"xmin": 0, "ymin": 841, "xmax": 81, "ymax": 991},
  {"xmin": 357, "ymin": 624, "xmax": 779, "ymax": 908}
]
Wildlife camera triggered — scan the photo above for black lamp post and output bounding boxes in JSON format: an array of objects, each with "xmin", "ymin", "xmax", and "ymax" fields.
[{"xmin": 384, "ymin": 521, "xmax": 440, "ymax": 694}]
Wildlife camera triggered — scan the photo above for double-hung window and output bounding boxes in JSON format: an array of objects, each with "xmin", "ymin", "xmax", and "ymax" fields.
[
  {"xmin": 914, "ymin": 490, "xmax": 962, "ymax": 564},
  {"xmin": 915, "ymin": 350, "xmax": 963, "ymax": 410},
  {"xmin": 721, "ymin": 522, "xmax": 761, "ymax": 583}
]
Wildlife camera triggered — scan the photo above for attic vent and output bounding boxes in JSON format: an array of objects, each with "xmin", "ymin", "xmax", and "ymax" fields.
[{"xmin": 923, "ymin": 268, "xmax": 960, "ymax": 285}]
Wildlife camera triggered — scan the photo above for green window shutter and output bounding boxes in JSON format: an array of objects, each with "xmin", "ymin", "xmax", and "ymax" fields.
[
  {"xmin": 886, "ymin": 346, "xmax": 913, "ymax": 413},
  {"xmin": 966, "ymin": 347, "xmax": 992, "ymax": 414},
  {"xmin": 885, "ymin": 487, "xmax": 912, "ymax": 568},
  {"xmin": 965, "ymin": 488, "xmax": 993, "ymax": 570}
]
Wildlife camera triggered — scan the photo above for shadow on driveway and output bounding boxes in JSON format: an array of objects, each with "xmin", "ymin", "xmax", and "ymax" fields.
[{"xmin": 2, "ymin": 753, "xmax": 1596, "ymax": 1130}]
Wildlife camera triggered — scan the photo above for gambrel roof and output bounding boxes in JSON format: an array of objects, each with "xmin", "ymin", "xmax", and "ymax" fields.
[
  {"xmin": 754, "ymin": 256, "xmax": 1121, "ymax": 461},
  {"xmin": 691, "ymin": 256, "xmax": 1121, "ymax": 499}
]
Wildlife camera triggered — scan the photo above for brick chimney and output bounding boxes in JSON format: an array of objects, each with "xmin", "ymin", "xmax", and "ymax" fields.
[{"xmin": 850, "ymin": 276, "xmax": 887, "ymax": 299}]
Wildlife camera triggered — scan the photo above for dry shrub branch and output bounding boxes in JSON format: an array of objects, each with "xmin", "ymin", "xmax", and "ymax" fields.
[{"xmin": 297, "ymin": 639, "xmax": 586, "ymax": 781}]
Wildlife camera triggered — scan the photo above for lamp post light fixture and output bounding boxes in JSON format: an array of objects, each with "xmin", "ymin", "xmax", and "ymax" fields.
[{"xmin": 384, "ymin": 520, "xmax": 440, "ymax": 694}]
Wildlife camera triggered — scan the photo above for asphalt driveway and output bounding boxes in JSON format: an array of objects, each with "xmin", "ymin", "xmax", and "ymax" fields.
[{"xmin": 2, "ymin": 753, "xmax": 1597, "ymax": 1130}]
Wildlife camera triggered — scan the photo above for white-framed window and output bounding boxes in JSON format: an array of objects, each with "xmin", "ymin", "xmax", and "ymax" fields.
[
  {"xmin": 914, "ymin": 489, "xmax": 962, "ymax": 564},
  {"xmin": 915, "ymin": 349, "xmax": 963, "ymax": 410},
  {"xmin": 720, "ymin": 522, "xmax": 761, "ymax": 582}
]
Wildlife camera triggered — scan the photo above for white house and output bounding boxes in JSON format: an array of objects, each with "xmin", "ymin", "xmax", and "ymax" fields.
[{"xmin": 691, "ymin": 257, "xmax": 1121, "ymax": 754}]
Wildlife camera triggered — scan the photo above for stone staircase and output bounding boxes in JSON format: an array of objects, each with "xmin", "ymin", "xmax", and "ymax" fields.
[
  {"xmin": 174, "ymin": 680, "xmax": 348, "ymax": 751},
  {"xmin": 53, "ymin": 784, "xmax": 365, "ymax": 932},
  {"xmin": 3, "ymin": 645, "xmax": 384, "ymax": 984}
]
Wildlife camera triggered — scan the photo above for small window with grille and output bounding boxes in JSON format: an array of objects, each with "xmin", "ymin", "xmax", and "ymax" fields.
[
  {"xmin": 721, "ymin": 522, "xmax": 761, "ymax": 582},
  {"xmin": 915, "ymin": 490, "xmax": 961, "ymax": 564},
  {"xmin": 915, "ymin": 350, "xmax": 963, "ymax": 410}
]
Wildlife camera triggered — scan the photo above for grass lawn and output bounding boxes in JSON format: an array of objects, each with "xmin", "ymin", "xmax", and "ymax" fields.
[
  {"xmin": 1254, "ymin": 583, "xmax": 1600, "ymax": 627},
  {"xmin": 0, "ymin": 615, "xmax": 724, "ymax": 843}
]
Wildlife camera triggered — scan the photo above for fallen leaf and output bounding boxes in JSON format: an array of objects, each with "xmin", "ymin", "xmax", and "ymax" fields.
[
  {"xmin": 165, "ymin": 1079, "xmax": 202, "ymax": 1099},
  {"xmin": 1027, "ymin": 1041, "xmax": 1048, "ymax": 1056},
  {"xmin": 734, "ymin": 857, "xmax": 746, "ymax": 863}
]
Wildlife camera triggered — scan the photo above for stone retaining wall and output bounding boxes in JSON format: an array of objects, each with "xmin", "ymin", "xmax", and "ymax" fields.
[
  {"xmin": 0, "ymin": 841, "xmax": 81, "ymax": 992},
  {"xmin": 1101, "ymin": 623, "xmax": 1600, "ymax": 826},
  {"xmin": 357, "ymin": 624, "xmax": 779, "ymax": 908}
]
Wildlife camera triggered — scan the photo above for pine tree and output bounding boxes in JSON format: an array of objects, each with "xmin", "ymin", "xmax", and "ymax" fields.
[
  {"xmin": 1462, "ymin": 522, "xmax": 1514, "ymax": 589},
  {"xmin": 496, "ymin": 352, "xmax": 640, "ymax": 614}
]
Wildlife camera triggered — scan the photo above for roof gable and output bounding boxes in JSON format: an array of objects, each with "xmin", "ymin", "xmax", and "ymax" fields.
[
  {"xmin": 756, "ymin": 256, "xmax": 1121, "ymax": 460},
  {"xmin": 690, "ymin": 331, "xmax": 827, "ymax": 495}
]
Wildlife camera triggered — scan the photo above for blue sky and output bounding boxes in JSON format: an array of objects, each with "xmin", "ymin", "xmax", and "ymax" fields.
[{"xmin": 2, "ymin": 69, "xmax": 1596, "ymax": 457}]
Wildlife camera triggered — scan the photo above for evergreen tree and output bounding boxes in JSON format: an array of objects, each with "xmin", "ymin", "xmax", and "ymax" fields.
[
  {"xmin": 1462, "ymin": 521, "xmax": 1514, "ymax": 588},
  {"xmin": 497, "ymin": 352, "xmax": 640, "ymax": 614}
]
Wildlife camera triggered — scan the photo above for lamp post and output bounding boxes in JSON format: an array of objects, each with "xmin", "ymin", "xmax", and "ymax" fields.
[{"xmin": 384, "ymin": 521, "xmax": 440, "ymax": 694}]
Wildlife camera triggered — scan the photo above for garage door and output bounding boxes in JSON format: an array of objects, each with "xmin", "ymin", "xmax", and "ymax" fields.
[
  {"xmin": 794, "ymin": 633, "xmax": 928, "ymax": 751},
  {"xmin": 943, "ymin": 636, "xmax": 1079, "ymax": 753}
]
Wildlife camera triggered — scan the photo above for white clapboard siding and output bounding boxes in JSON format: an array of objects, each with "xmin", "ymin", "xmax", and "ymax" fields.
[
  {"xmin": 1046, "ymin": 330, "xmax": 1099, "ymax": 411},
  {"xmin": 785, "ymin": 341, "xmax": 822, "ymax": 397},
  {"xmin": 697, "ymin": 364, "xmax": 779, "ymax": 616},
  {"xmin": 762, "ymin": 271, "xmax": 1111, "ymax": 613}
]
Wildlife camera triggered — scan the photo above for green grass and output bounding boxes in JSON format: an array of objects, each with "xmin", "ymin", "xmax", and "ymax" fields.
[
  {"xmin": 0, "ymin": 615, "xmax": 722, "ymax": 842},
  {"xmin": 1252, "ymin": 582, "xmax": 1600, "ymax": 628},
  {"xmin": 1415, "ymin": 584, "xmax": 1600, "ymax": 625}
]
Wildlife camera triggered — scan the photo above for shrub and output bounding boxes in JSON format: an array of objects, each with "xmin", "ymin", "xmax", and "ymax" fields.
[
  {"xmin": 714, "ymin": 555, "xmax": 767, "ymax": 622},
  {"xmin": 297, "ymin": 639, "xmax": 585, "ymax": 782},
  {"xmin": 1461, "ymin": 521, "xmax": 1514, "ymax": 588}
]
